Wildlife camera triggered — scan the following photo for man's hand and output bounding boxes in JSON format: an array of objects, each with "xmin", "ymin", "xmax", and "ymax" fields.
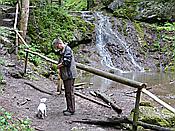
[{"xmin": 58, "ymin": 63, "xmax": 63, "ymax": 69}]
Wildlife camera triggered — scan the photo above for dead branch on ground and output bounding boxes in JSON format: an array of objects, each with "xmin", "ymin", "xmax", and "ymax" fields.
[{"xmin": 94, "ymin": 91, "xmax": 122, "ymax": 114}]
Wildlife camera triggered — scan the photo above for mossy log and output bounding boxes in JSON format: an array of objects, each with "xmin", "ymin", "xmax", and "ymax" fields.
[
  {"xmin": 137, "ymin": 121, "xmax": 174, "ymax": 131},
  {"xmin": 73, "ymin": 118, "xmax": 174, "ymax": 131}
]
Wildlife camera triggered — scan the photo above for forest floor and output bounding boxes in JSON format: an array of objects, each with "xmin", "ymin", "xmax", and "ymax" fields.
[{"xmin": 0, "ymin": 44, "xmax": 140, "ymax": 131}]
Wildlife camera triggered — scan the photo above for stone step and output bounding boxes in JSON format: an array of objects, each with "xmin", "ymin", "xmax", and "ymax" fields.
[
  {"xmin": 5, "ymin": 12, "xmax": 18, "ymax": 19},
  {"xmin": 0, "ymin": 5, "xmax": 16, "ymax": 13},
  {"xmin": 2, "ymin": 19, "xmax": 14, "ymax": 22},
  {"xmin": 1, "ymin": 19, "xmax": 14, "ymax": 27}
]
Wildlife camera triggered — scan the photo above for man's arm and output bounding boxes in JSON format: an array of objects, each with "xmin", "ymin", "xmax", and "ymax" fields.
[{"xmin": 62, "ymin": 49, "xmax": 72, "ymax": 67}]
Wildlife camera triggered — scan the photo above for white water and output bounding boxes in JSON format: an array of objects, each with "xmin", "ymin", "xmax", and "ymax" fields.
[{"xmin": 94, "ymin": 12, "xmax": 144, "ymax": 72}]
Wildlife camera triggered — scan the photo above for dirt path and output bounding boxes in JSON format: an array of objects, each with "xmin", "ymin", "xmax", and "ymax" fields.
[
  {"xmin": 0, "ymin": 46, "xmax": 136, "ymax": 131},
  {"xmin": 1, "ymin": 75, "xmax": 130, "ymax": 131}
]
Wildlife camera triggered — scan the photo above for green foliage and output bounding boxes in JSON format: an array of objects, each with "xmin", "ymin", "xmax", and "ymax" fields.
[
  {"xmin": 28, "ymin": 5, "xmax": 74, "ymax": 51},
  {"xmin": 0, "ymin": 58, "xmax": 5, "ymax": 66},
  {"xmin": 28, "ymin": 4, "xmax": 93, "ymax": 56},
  {"xmin": 0, "ymin": 27, "xmax": 14, "ymax": 44},
  {"xmin": 63, "ymin": 0, "xmax": 87, "ymax": 11},
  {"xmin": 0, "ymin": 0, "xmax": 16, "ymax": 5},
  {"xmin": 113, "ymin": 1, "xmax": 139, "ymax": 19},
  {"xmin": 0, "ymin": 71, "xmax": 3, "ymax": 84},
  {"xmin": 0, "ymin": 108, "xmax": 33, "ymax": 130},
  {"xmin": 101, "ymin": 0, "xmax": 113, "ymax": 6},
  {"xmin": 156, "ymin": 23, "xmax": 175, "ymax": 31}
]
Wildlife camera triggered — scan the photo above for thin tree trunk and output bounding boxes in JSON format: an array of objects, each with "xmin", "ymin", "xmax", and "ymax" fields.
[
  {"xmin": 58, "ymin": 0, "xmax": 62, "ymax": 5},
  {"xmin": 19, "ymin": 0, "xmax": 29, "ymax": 40},
  {"xmin": 87, "ymin": 0, "xmax": 94, "ymax": 10}
]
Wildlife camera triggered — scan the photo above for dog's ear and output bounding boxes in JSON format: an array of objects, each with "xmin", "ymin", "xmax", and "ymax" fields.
[{"xmin": 40, "ymin": 98, "xmax": 47, "ymax": 103}]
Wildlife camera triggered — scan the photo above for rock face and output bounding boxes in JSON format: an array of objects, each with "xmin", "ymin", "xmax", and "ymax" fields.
[
  {"xmin": 108, "ymin": 0, "xmax": 175, "ymax": 22},
  {"xmin": 107, "ymin": 0, "xmax": 124, "ymax": 11},
  {"xmin": 135, "ymin": 1, "xmax": 175, "ymax": 22},
  {"xmin": 94, "ymin": 12, "xmax": 158, "ymax": 72}
]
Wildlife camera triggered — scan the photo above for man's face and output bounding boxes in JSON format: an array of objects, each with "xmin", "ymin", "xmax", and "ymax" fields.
[{"xmin": 55, "ymin": 43, "xmax": 62, "ymax": 49}]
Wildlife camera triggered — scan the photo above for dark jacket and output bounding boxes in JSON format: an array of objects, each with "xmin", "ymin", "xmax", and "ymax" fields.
[{"xmin": 59, "ymin": 45, "xmax": 77, "ymax": 80}]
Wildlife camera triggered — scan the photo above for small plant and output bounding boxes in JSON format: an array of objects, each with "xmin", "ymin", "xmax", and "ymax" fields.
[
  {"xmin": 63, "ymin": 0, "xmax": 87, "ymax": 11},
  {"xmin": 0, "ymin": 58, "xmax": 5, "ymax": 66},
  {"xmin": 0, "ymin": 108, "xmax": 34, "ymax": 130},
  {"xmin": 0, "ymin": 0, "xmax": 16, "ymax": 5}
]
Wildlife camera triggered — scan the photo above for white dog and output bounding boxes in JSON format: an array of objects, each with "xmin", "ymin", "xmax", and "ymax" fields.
[{"xmin": 36, "ymin": 98, "xmax": 47, "ymax": 119}]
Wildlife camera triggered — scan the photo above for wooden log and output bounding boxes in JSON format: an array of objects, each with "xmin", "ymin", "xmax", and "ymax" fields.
[
  {"xmin": 72, "ymin": 117, "xmax": 132, "ymax": 127},
  {"xmin": 72, "ymin": 119, "xmax": 174, "ymax": 131},
  {"xmin": 94, "ymin": 91, "xmax": 122, "ymax": 114},
  {"xmin": 24, "ymin": 81, "xmax": 55, "ymax": 96},
  {"xmin": 24, "ymin": 49, "xmax": 147, "ymax": 89},
  {"xmin": 74, "ymin": 92, "xmax": 110, "ymax": 108},
  {"xmin": 133, "ymin": 88, "xmax": 142, "ymax": 131},
  {"xmin": 61, "ymin": 82, "xmax": 90, "ymax": 90},
  {"xmin": 14, "ymin": 3, "xmax": 19, "ymax": 54},
  {"xmin": 24, "ymin": 51, "xmax": 29, "ymax": 74},
  {"xmin": 142, "ymin": 88, "xmax": 175, "ymax": 114},
  {"xmin": 24, "ymin": 49, "xmax": 57, "ymax": 64},
  {"xmin": 15, "ymin": 30, "xmax": 29, "ymax": 48},
  {"xmin": 89, "ymin": 91, "xmax": 97, "ymax": 97},
  {"xmin": 57, "ymin": 69, "xmax": 62, "ymax": 94},
  {"xmin": 137, "ymin": 121, "xmax": 173, "ymax": 131},
  {"xmin": 74, "ymin": 82, "xmax": 88, "ymax": 87},
  {"xmin": 76, "ymin": 63, "xmax": 147, "ymax": 89}
]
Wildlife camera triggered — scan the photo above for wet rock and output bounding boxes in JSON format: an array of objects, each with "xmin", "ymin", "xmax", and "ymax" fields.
[
  {"xmin": 108, "ymin": 0, "xmax": 124, "ymax": 11},
  {"xmin": 9, "ymin": 69, "xmax": 24, "ymax": 79},
  {"xmin": 6, "ymin": 62, "xmax": 15, "ymax": 67},
  {"xmin": 0, "ymin": 79, "xmax": 6, "ymax": 84}
]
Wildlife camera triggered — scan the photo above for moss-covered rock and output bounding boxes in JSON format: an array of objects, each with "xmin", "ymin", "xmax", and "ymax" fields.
[
  {"xmin": 110, "ymin": 0, "xmax": 175, "ymax": 22},
  {"xmin": 138, "ymin": 106, "xmax": 175, "ymax": 128}
]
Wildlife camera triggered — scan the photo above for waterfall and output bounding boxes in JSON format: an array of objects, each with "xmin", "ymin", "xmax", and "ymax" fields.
[{"xmin": 94, "ymin": 12, "xmax": 144, "ymax": 72}]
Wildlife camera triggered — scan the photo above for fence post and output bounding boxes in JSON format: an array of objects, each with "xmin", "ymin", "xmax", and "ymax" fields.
[
  {"xmin": 24, "ymin": 51, "xmax": 29, "ymax": 74},
  {"xmin": 132, "ymin": 88, "xmax": 142, "ymax": 131}
]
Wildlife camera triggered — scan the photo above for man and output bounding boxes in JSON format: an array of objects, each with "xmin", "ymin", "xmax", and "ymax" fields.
[{"xmin": 52, "ymin": 38, "xmax": 77, "ymax": 116}]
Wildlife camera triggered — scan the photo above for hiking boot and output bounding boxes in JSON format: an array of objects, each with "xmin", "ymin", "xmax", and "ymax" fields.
[
  {"xmin": 63, "ymin": 111, "xmax": 74, "ymax": 116},
  {"xmin": 63, "ymin": 109, "xmax": 69, "ymax": 113}
]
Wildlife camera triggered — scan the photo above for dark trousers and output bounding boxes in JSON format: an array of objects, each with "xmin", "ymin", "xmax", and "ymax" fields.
[{"xmin": 63, "ymin": 79, "xmax": 75, "ymax": 113}]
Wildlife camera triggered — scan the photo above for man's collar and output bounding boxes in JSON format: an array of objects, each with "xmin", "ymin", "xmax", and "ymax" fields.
[{"xmin": 60, "ymin": 43, "xmax": 67, "ymax": 54}]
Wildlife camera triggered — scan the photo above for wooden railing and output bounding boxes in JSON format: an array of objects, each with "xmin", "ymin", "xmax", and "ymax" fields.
[{"xmin": 13, "ymin": 3, "xmax": 175, "ymax": 131}]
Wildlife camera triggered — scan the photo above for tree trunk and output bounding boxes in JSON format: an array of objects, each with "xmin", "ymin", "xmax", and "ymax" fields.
[
  {"xmin": 19, "ymin": 0, "xmax": 29, "ymax": 40},
  {"xmin": 58, "ymin": 0, "xmax": 62, "ymax": 5},
  {"xmin": 87, "ymin": 0, "xmax": 94, "ymax": 10}
]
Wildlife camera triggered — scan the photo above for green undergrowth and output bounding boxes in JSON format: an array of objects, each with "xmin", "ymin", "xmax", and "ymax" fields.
[
  {"xmin": 133, "ymin": 21, "xmax": 175, "ymax": 71},
  {"xmin": 0, "ymin": 108, "xmax": 34, "ymax": 131},
  {"xmin": 28, "ymin": 4, "xmax": 93, "ymax": 54},
  {"xmin": 151, "ymin": 22, "xmax": 175, "ymax": 71},
  {"xmin": 63, "ymin": 0, "xmax": 87, "ymax": 11},
  {"xmin": 0, "ymin": 0, "xmax": 16, "ymax": 5}
]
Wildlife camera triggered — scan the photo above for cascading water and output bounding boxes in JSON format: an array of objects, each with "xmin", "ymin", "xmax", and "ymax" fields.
[
  {"xmin": 94, "ymin": 12, "xmax": 121, "ymax": 72},
  {"xmin": 94, "ymin": 12, "xmax": 144, "ymax": 72},
  {"xmin": 79, "ymin": 12, "xmax": 175, "ymax": 108}
]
